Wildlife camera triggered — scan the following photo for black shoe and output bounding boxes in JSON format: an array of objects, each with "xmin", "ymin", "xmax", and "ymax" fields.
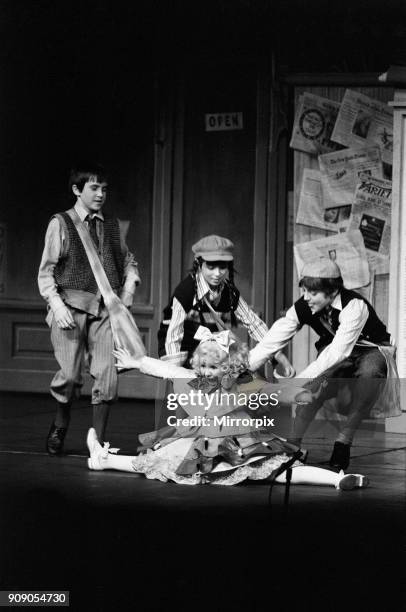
[
  {"xmin": 329, "ymin": 441, "xmax": 350, "ymax": 470},
  {"xmin": 46, "ymin": 422, "xmax": 68, "ymax": 456}
]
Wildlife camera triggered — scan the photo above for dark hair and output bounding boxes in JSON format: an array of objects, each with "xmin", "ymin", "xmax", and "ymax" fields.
[
  {"xmin": 69, "ymin": 161, "xmax": 108, "ymax": 193},
  {"xmin": 191, "ymin": 256, "xmax": 238, "ymax": 327},
  {"xmin": 299, "ymin": 276, "xmax": 344, "ymax": 295}
]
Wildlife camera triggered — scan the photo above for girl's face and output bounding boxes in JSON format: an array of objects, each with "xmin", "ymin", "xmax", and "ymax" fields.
[
  {"xmin": 198, "ymin": 357, "xmax": 223, "ymax": 379},
  {"xmin": 201, "ymin": 260, "xmax": 229, "ymax": 287},
  {"xmin": 197, "ymin": 342, "xmax": 226, "ymax": 379}
]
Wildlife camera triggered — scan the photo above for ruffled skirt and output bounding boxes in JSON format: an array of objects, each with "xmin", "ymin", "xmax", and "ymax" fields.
[{"xmin": 131, "ymin": 430, "xmax": 301, "ymax": 486}]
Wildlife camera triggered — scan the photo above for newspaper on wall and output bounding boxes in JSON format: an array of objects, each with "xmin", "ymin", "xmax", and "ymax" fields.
[
  {"xmin": 348, "ymin": 175, "xmax": 392, "ymax": 274},
  {"xmin": 318, "ymin": 145, "xmax": 383, "ymax": 210},
  {"xmin": 290, "ymin": 93, "xmax": 342, "ymax": 155},
  {"xmin": 331, "ymin": 89, "xmax": 393, "ymax": 165},
  {"xmin": 296, "ymin": 168, "xmax": 351, "ymax": 232},
  {"xmin": 294, "ymin": 230, "xmax": 370, "ymax": 289}
]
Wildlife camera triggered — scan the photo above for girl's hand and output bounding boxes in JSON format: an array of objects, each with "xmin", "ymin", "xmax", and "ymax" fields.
[
  {"xmin": 113, "ymin": 348, "xmax": 141, "ymax": 370},
  {"xmin": 274, "ymin": 351, "xmax": 296, "ymax": 378}
]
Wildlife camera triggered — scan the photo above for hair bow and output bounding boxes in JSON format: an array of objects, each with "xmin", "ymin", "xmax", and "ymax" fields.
[{"xmin": 194, "ymin": 326, "xmax": 235, "ymax": 353}]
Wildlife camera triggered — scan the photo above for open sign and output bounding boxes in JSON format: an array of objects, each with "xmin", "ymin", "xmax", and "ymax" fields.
[{"xmin": 205, "ymin": 112, "xmax": 243, "ymax": 131}]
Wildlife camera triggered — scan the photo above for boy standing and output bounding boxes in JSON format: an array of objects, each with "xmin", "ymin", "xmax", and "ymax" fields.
[
  {"xmin": 38, "ymin": 162, "xmax": 140, "ymax": 455},
  {"xmin": 249, "ymin": 258, "xmax": 396, "ymax": 470}
]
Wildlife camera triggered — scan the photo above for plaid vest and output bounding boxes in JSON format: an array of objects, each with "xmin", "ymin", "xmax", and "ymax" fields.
[{"xmin": 54, "ymin": 211, "xmax": 124, "ymax": 295}]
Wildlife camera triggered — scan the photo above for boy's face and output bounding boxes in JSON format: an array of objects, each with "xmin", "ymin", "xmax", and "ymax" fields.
[
  {"xmin": 201, "ymin": 260, "xmax": 229, "ymax": 287},
  {"xmin": 72, "ymin": 178, "xmax": 107, "ymax": 214},
  {"xmin": 302, "ymin": 287, "xmax": 336, "ymax": 314}
]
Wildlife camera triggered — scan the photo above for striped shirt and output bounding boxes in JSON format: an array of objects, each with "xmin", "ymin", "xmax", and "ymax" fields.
[{"xmin": 165, "ymin": 272, "xmax": 268, "ymax": 357}]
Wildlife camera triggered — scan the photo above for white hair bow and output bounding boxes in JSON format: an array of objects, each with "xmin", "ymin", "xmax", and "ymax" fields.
[{"xmin": 194, "ymin": 326, "xmax": 235, "ymax": 353}]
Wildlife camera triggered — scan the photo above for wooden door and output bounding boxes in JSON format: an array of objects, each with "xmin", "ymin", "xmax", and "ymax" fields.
[{"xmin": 166, "ymin": 59, "xmax": 286, "ymax": 341}]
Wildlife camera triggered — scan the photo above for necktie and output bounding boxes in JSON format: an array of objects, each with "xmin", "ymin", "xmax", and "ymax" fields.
[
  {"xmin": 86, "ymin": 215, "xmax": 99, "ymax": 249},
  {"xmin": 323, "ymin": 305, "xmax": 336, "ymax": 330}
]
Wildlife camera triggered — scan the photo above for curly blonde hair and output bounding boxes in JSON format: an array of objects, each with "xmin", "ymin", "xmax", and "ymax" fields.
[{"xmin": 190, "ymin": 335, "xmax": 249, "ymax": 376}]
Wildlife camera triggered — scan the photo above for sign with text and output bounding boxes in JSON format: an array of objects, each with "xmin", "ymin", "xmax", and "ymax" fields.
[{"xmin": 205, "ymin": 112, "xmax": 243, "ymax": 131}]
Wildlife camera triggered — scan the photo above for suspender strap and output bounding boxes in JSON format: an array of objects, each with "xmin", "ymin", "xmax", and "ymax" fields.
[
  {"xmin": 67, "ymin": 209, "xmax": 146, "ymax": 358},
  {"xmin": 202, "ymin": 295, "xmax": 228, "ymax": 331},
  {"xmin": 68, "ymin": 209, "xmax": 116, "ymax": 307}
]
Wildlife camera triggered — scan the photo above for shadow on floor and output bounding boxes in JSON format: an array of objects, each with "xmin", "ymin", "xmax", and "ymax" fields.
[{"xmin": 0, "ymin": 392, "xmax": 405, "ymax": 611}]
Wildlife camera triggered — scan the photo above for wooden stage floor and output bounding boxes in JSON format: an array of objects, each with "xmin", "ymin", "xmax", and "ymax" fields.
[{"xmin": 1, "ymin": 392, "xmax": 405, "ymax": 611}]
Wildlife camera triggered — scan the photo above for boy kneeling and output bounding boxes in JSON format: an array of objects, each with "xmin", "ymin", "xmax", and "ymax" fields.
[{"xmin": 249, "ymin": 258, "xmax": 399, "ymax": 470}]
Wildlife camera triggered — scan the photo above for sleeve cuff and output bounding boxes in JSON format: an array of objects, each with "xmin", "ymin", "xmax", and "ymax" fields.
[{"xmin": 49, "ymin": 296, "xmax": 66, "ymax": 313}]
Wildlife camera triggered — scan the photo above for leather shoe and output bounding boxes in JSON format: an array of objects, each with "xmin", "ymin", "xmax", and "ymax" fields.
[
  {"xmin": 329, "ymin": 441, "xmax": 350, "ymax": 470},
  {"xmin": 46, "ymin": 422, "xmax": 67, "ymax": 456}
]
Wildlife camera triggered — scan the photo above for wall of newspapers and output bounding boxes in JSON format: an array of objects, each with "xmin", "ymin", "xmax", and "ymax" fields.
[{"xmin": 290, "ymin": 85, "xmax": 394, "ymax": 376}]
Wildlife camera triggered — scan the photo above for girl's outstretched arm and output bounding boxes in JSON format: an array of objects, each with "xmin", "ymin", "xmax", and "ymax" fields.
[
  {"xmin": 113, "ymin": 348, "xmax": 194, "ymax": 380},
  {"xmin": 113, "ymin": 348, "xmax": 142, "ymax": 370}
]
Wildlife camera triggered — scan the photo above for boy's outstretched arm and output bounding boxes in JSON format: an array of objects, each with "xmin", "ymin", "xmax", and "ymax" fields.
[{"xmin": 249, "ymin": 307, "xmax": 299, "ymax": 371}]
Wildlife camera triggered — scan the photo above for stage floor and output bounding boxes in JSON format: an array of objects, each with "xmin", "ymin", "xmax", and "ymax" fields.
[{"xmin": 1, "ymin": 392, "xmax": 405, "ymax": 611}]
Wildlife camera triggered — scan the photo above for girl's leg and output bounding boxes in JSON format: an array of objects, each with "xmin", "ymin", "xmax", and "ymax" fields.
[
  {"xmin": 87, "ymin": 428, "xmax": 137, "ymax": 472},
  {"xmin": 275, "ymin": 465, "xmax": 368, "ymax": 490},
  {"xmin": 97, "ymin": 453, "xmax": 138, "ymax": 473}
]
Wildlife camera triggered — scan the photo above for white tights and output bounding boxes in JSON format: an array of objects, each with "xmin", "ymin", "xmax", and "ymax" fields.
[
  {"xmin": 101, "ymin": 454, "xmax": 343, "ymax": 487},
  {"xmin": 275, "ymin": 464, "xmax": 341, "ymax": 487}
]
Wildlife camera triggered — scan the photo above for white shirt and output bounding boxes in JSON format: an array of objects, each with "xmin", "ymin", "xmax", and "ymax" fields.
[{"xmin": 249, "ymin": 293, "xmax": 369, "ymax": 379}]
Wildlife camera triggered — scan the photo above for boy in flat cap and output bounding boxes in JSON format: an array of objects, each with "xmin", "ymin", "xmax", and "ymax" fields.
[
  {"xmin": 158, "ymin": 234, "xmax": 292, "ymax": 373},
  {"xmin": 249, "ymin": 257, "xmax": 399, "ymax": 470}
]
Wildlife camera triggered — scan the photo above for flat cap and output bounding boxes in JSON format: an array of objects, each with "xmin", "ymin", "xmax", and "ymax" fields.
[
  {"xmin": 300, "ymin": 257, "xmax": 341, "ymax": 279},
  {"xmin": 192, "ymin": 235, "xmax": 234, "ymax": 261}
]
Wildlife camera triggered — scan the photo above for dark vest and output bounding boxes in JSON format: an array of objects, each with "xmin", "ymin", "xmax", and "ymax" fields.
[
  {"xmin": 54, "ymin": 211, "xmax": 124, "ymax": 295},
  {"xmin": 158, "ymin": 274, "xmax": 240, "ymax": 357},
  {"xmin": 294, "ymin": 288, "xmax": 390, "ymax": 352}
]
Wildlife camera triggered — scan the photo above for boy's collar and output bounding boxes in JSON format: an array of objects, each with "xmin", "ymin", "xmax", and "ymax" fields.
[
  {"xmin": 74, "ymin": 201, "xmax": 104, "ymax": 222},
  {"xmin": 329, "ymin": 293, "xmax": 342, "ymax": 311}
]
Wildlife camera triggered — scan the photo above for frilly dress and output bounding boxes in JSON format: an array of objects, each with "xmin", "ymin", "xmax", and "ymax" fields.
[{"xmin": 129, "ymin": 357, "xmax": 301, "ymax": 486}]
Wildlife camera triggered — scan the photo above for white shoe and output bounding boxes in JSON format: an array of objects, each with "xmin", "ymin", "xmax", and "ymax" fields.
[
  {"xmin": 86, "ymin": 428, "xmax": 107, "ymax": 470},
  {"xmin": 337, "ymin": 470, "xmax": 370, "ymax": 491}
]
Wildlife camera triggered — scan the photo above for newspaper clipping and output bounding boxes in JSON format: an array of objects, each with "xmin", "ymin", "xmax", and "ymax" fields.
[
  {"xmin": 294, "ymin": 229, "xmax": 370, "ymax": 289},
  {"xmin": 296, "ymin": 168, "xmax": 351, "ymax": 232},
  {"xmin": 290, "ymin": 93, "xmax": 342, "ymax": 155},
  {"xmin": 331, "ymin": 89, "xmax": 393, "ymax": 165},
  {"xmin": 348, "ymin": 175, "xmax": 392, "ymax": 274},
  {"xmin": 318, "ymin": 145, "xmax": 383, "ymax": 209}
]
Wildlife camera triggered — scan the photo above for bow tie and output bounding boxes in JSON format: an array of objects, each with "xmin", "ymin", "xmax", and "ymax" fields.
[
  {"xmin": 188, "ymin": 376, "xmax": 221, "ymax": 394},
  {"xmin": 237, "ymin": 371, "xmax": 253, "ymax": 385},
  {"xmin": 188, "ymin": 371, "xmax": 253, "ymax": 394}
]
